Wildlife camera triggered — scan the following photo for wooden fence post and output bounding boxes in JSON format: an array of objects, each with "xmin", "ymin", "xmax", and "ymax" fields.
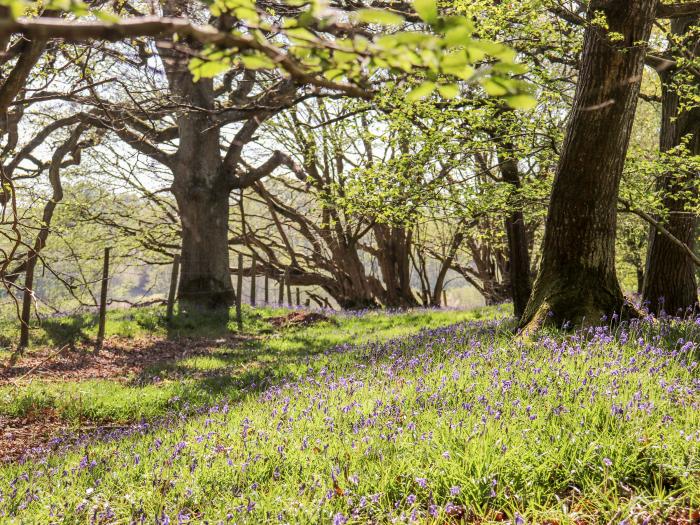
[
  {"xmin": 236, "ymin": 253, "xmax": 243, "ymax": 330},
  {"xmin": 18, "ymin": 251, "xmax": 37, "ymax": 350},
  {"xmin": 96, "ymin": 247, "xmax": 110, "ymax": 352},
  {"xmin": 296, "ymin": 287, "xmax": 300, "ymax": 306},
  {"xmin": 250, "ymin": 254, "xmax": 257, "ymax": 307},
  {"xmin": 264, "ymin": 275, "xmax": 269, "ymax": 304},
  {"xmin": 166, "ymin": 253, "xmax": 180, "ymax": 324},
  {"xmin": 277, "ymin": 272, "xmax": 284, "ymax": 305},
  {"xmin": 285, "ymin": 268, "xmax": 292, "ymax": 306}
]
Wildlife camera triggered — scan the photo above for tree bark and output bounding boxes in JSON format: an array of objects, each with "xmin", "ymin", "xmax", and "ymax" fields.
[
  {"xmin": 158, "ymin": 0, "xmax": 234, "ymax": 309},
  {"xmin": 520, "ymin": 1, "xmax": 658, "ymax": 330},
  {"xmin": 373, "ymin": 224, "xmax": 418, "ymax": 308},
  {"xmin": 174, "ymin": 182, "xmax": 235, "ymax": 307},
  {"xmin": 642, "ymin": 16, "xmax": 700, "ymax": 316},
  {"xmin": 497, "ymin": 144, "xmax": 532, "ymax": 319}
]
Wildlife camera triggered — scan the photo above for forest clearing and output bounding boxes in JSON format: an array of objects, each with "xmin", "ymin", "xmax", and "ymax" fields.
[{"xmin": 2, "ymin": 0, "xmax": 700, "ymax": 523}]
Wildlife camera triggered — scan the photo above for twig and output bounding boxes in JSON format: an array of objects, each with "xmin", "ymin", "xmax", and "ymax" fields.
[
  {"xmin": 6, "ymin": 344, "xmax": 70, "ymax": 386},
  {"xmin": 618, "ymin": 198, "xmax": 700, "ymax": 267}
]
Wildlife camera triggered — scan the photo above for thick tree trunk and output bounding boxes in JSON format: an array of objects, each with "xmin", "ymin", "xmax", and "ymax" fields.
[
  {"xmin": 374, "ymin": 225, "xmax": 419, "ymax": 308},
  {"xmin": 642, "ymin": 16, "xmax": 700, "ymax": 316},
  {"xmin": 175, "ymin": 184, "xmax": 235, "ymax": 308},
  {"xmin": 158, "ymin": 5, "xmax": 235, "ymax": 310},
  {"xmin": 332, "ymin": 247, "xmax": 379, "ymax": 309},
  {"xmin": 520, "ymin": 1, "xmax": 657, "ymax": 330}
]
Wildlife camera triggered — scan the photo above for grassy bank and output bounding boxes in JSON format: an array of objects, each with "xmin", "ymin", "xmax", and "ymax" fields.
[
  {"xmin": 1, "ymin": 306, "xmax": 495, "ymax": 424},
  {"xmin": 1, "ymin": 309, "xmax": 699, "ymax": 523}
]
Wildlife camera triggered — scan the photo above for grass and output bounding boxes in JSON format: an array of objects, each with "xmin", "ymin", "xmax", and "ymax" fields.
[
  {"xmin": 1, "ymin": 308, "xmax": 699, "ymax": 523},
  {"xmin": 0, "ymin": 305, "xmax": 496, "ymax": 424}
]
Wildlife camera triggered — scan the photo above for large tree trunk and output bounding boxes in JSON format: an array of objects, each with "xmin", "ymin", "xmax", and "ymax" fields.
[
  {"xmin": 520, "ymin": 1, "xmax": 657, "ymax": 330},
  {"xmin": 642, "ymin": 16, "xmax": 700, "ymax": 316},
  {"xmin": 174, "ymin": 182, "xmax": 235, "ymax": 308},
  {"xmin": 159, "ymin": 2, "xmax": 234, "ymax": 309},
  {"xmin": 374, "ymin": 225, "xmax": 419, "ymax": 308},
  {"xmin": 332, "ymin": 247, "xmax": 379, "ymax": 309}
]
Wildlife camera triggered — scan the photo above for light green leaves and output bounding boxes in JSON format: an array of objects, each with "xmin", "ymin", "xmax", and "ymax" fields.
[
  {"xmin": 186, "ymin": 0, "xmax": 535, "ymax": 111},
  {"xmin": 414, "ymin": 0, "xmax": 439, "ymax": 25},
  {"xmin": 437, "ymin": 83, "xmax": 460, "ymax": 99},
  {"xmin": 239, "ymin": 53, "xmax": 276, "ymax": 70},
  {"xmin": 504, "ymin": 94, "xmax": 537, "ymax": 110},
  {"xmin": 407, "ymin": 81, "xmax": 436, "ymax": 102},
  {"xmin": 355, "ymin": 9, "xmax": 404, "ymax": 26},
  {"xmin": 189, "ymin": 56, "xmax": 231, "ymax": 80},
  {"xmin": 210, "ymin": 0, "xmax": 258, "ymax": 22}
]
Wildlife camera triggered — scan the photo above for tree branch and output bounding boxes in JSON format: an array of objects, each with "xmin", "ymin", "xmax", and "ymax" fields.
[
  {"xmin": 657, "ymin": 2, "xmax": 700, "ymax": 18},
  {"xmin": 619, "ymin": 198, "xmax": 700, "ymax": 267}
]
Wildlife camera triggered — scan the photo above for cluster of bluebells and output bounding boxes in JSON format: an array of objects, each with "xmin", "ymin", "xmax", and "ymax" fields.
[{"xmin": 1, "ymin": 313, "xmax": 699, "ymax": 523}]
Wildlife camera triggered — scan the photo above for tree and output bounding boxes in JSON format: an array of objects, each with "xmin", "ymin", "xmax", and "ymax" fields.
[
  {"xmin": 1, "ymin": 0, "xmax": 529, "ymax": 310},
  {"xmin": 520, "ymin": 1, "xmax": 660, "ymax": 330},
  {"xmin": 643, "ymin": 16, "xmax": 700, "ymax": 315}
]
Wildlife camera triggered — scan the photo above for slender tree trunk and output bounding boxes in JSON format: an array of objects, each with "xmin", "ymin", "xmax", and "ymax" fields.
[
  {"xmin": 637, "ymin": 267, "xmax": 645, "ymax": 296},
  {"xmin": 643, "ymin": 16, "xmax": 700, "ymax": 316},
  {"xmin": 497, "ymin": 145, "xmax": 532, "ymax": 319},
  {"xmin": 520, "ymin": 1, "xmax": 657, "ymax": 330}
]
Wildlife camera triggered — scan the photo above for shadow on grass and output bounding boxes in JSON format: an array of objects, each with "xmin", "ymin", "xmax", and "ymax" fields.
[
  {"xmin": 40, "ymin": 314, "xmax": 93, "ymax": 347},
  {"xmin": 126, "ymin": 315, "xmax": 506, "ymax": 423}
]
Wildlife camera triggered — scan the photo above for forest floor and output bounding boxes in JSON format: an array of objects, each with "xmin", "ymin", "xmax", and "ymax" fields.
[
  {"xmin": 1, "ymin": 305, "xmax": 700, "ymax": 523},
  {"xmin": 0, "ymin": 306, "xmax": 481, "ymax": 463}
]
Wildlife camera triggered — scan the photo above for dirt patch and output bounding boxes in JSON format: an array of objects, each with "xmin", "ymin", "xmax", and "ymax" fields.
[
  {"xmin": 0, "ymin": 334, "xmax": 251, "ymax": 384},
  {"xmin": 0, "ymin": 411, "xmax": 67, "ymax": 463},
  {"xmin": 268, "ymin": 311, "xmax": 332, "ymax": 328}
]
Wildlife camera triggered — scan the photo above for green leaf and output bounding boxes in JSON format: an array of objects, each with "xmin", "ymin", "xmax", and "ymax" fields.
[
  {"xmin": 414, "ymin": 0, "xmax": 438, "ymax": 24},
  {"xmin": 189, "ymin": 58, "xmax": 230, "ymax": 80},
  {"xmin": 505, "ymin": 94, "xmax": 537, "ymax": 110},
  {"xmin": 406, "ymin": 81, "xmax": 436, "ymax": 102},
  {"xmin": 240, "ymin": 53, "xmax": 276, "ymax": 69},
  {"xmin": 286, "ymin": 27, "xmax": 317, "ymax": 41},
  {"xmin": 94, "ymin": 9, "xmax": 120, "ymax": 22},
  {"xmin": 481, "ymin": 78, "xmax": 509, "ymax": 96},
  {"xmin": 444, "ymin": 25, "xmax": 472, "ymax": 46},
  {"xmin": 355, "ymin": 9, "xmax": 404, "ymax": 25},
  {"xmin": 437, "ymin": 83, "xmax": 459, "ymax": 99},
  {"xmin": 333, "ymin": 50, "xmax": 357, "ymax": 64},
  {"xmin": 234, "ymin": 6, "xmax": 259, "ymax": 23}
]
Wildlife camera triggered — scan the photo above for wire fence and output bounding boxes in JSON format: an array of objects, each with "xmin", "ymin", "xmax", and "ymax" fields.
[{"xmin": 0, "ymin": 250, "xmax": 332, "ymax": 332}]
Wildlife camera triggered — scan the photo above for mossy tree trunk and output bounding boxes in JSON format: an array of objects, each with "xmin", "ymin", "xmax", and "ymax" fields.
[{"xmin": 520, "ymin": 1, "xmax": 658, "ymax": 331}]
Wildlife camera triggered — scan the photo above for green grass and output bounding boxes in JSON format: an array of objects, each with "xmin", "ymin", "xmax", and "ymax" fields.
[
  {"xmin": 0, "ymin": 306, "xmax": 495, "ymax": 424},
  {"xmin": 2, "ymin": 308, "xmax": 698, "ymax": 523},
  {"xmin": 0, "ymin": 304, "xmax": 292, "ymax": 353}
]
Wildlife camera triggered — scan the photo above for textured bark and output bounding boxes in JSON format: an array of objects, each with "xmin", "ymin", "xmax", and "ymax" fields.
[
  {"xmin": 155, "ymin": 1, "xmax": 234, "ymax": 308},
  {"xmin": 520, "ymin": 1, "xmax": 657, "ymax": 330},
  {"xmin": 642, "ymin": 16, "xmax": 700, "ymax": 316},
  {"xmin": 497, "ymin": 146, "xmax": 532, "ymax": 319},
  {"xmin": 175, "ymin": 182, "xmax": 235, "ymax": 307},
  {"xmin": 373, "ymin": 224, "xmax": 418, "ymax": 308},
  {"xmin": 164, "ymin": 57, "xmax": 235, "ymax": 307}
]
